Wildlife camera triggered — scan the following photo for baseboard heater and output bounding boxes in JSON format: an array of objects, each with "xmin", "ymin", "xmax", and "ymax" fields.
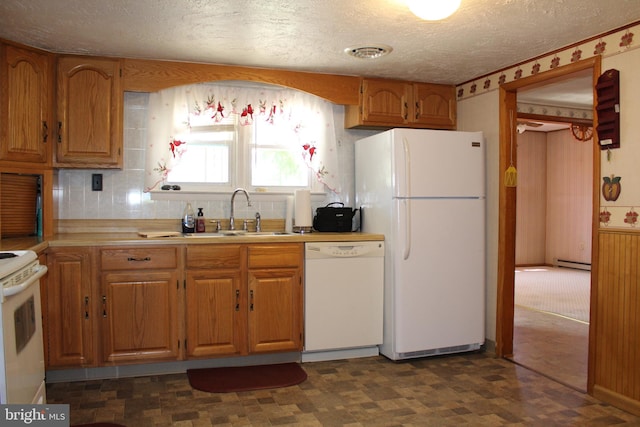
[{"xmin": 553, "ymin": 258, "xmax": 591, "ymax": 271}]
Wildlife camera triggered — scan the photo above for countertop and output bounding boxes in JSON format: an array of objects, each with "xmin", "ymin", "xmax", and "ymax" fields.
[{"xmin": 1, "ymin": 231, "xmax": 384, "ymax": 252}]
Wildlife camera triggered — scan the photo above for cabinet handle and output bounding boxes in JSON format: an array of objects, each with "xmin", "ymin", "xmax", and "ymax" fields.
[
  {"xmin": 102, "ymin": 295, "xmax": 107, "ymax": 318},
  {"xmin": 415, "ymin": 102, "xmax": 420, "ymax": 120},
  {"xmin": 57, "ymin": 122, "xmax": 62, "ymax": 143},
  {"xmin": 235, "ymin": 289, "xmax": 240, "ymax": 311},
  {"xmin": 250, "ymin": 289, "xmax": 254, "ymax": 311},
  {"xmin": 127, "ymin": 257, "xmax": 151, "ymax": 262},
  {"xmin": 404, "ymin": 102, "xmax": 408, "ymax": 120},
  {"xmin": 42, "ymin": 121, "xmax": 48, "ymax": 143},
  {"xmin": 84, "ymin": 296, "xmax": 89, "ymax": 319}
]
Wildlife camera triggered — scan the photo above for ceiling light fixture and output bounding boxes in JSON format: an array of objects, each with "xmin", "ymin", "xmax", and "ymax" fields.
[
  {"xmin": 406, "ymin": 0, "xmax": 461, "ymax": 21},
  {"xmin": 345, "ymin": 45, "xmax": 393, "ymax": 59}
]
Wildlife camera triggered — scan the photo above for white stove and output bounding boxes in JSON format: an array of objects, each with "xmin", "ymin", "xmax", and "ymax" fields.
[
  {"xmin": 0, "ymin": 250, "xmax": 48, "ymax": 404},
  {"xmin": 0, "ymin": 251, "xmax": 39, "ymax": 298}
]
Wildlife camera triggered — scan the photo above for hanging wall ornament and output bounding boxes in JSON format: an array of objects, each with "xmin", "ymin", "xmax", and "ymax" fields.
[{"xmin": 602, "ymin": 174, "xmax": 621, "ymax": 201}]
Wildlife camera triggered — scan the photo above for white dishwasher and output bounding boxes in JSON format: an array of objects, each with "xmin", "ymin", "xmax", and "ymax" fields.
[{"xmin": 302, "ymin": 241, "xmax": 384, "ymax": 362}]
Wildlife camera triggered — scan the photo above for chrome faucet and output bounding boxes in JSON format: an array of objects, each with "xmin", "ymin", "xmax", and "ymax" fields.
[{"xmin": 229, "ymin": 188, "xmax": 251, "ymax": 230}]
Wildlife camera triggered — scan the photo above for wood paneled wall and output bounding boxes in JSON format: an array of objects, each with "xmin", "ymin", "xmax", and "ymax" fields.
[{"xmin": 593, "ymin": 230, "xmax": 640, "ymax": 415}]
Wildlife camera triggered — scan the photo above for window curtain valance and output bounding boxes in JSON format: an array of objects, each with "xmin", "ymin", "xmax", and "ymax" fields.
[{"xmin": 144, "ymin": 82, "xmax": 340, "ymax": 193}]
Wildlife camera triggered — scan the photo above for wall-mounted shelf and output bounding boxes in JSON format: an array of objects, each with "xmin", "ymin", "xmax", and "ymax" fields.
[{"xmin": 596, "ymin": 69, "xmax": 620, "ymax": 150}]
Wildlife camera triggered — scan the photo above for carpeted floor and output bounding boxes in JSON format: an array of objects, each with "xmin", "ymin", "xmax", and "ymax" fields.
[{"xmin": 515, "ymin": 266, "xmax": 590, "ymax": 322}]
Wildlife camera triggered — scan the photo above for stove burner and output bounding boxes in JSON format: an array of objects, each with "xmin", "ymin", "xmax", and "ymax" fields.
[{"xmin": 0, "ymin": 253, "xmax": 18, "ymax": 260}]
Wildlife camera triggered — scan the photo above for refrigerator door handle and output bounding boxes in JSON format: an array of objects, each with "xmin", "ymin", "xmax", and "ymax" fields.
[
  {"xmin": 402, "ymin": 137, "xmax": 411, "ymax": 197},
  {"xmin": 401, "ymin": 137, "xmax": 412, "ymax": 260},
  {"xmin": 403, "ymin": 199, "xmax": 411, "ymax": 260}
]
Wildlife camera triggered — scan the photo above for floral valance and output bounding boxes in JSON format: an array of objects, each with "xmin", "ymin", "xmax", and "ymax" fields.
[{"xmin": 144, "ymin": 82, "xmax": 340, "ymax": 193}]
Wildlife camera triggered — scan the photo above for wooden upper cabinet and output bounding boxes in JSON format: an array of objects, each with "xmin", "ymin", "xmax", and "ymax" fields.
[
  {"xmin": 360, "ymin": 79, "xmax": 411, "ymax": 126},
  {"xmin": 0, "ymin": 44, "xmax": 53, "ymax": 165},
  {"xmin": 345, "ymin": 78, "xmax": 456, "ymax": 130},
  {"xmin": 412, "ymin": 82, "xmax": 456, "ymax": 128},
  {"xmin": 55, "ymin": 56, "xmax": 123, "ymax": 168}
]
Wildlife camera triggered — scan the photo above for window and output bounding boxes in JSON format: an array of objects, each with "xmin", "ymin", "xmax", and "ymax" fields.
[
  {"xmin": 168, "ymin": 123, "xmax": 234, "ymax": 185},
  {"xmin": 145, "ymin": 82, "xmax": 339, "ymax": 195}
]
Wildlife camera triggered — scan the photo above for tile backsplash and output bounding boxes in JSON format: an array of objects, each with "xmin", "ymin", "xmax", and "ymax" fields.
[{"xmin": 56, "ymin": 92, "xmax": 376, "ymax": 222}]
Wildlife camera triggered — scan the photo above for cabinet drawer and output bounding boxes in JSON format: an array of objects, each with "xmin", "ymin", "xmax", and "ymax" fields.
[
  {"xmin": 186, "ymin": 244, "xmax": 243, "ymax": 269},
  {"xmin": 100, "ymin": 247, "xmax": 178, "ymax": 270},
  {"xmin": 248, "ymin": 244, "xmax": 302, "ymax": 269}
]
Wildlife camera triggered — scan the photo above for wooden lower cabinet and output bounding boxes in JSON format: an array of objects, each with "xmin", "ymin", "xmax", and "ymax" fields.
[
  {"xmin": 247, "ymin": 244, "xmax": 303, "ymax": 354},
  {"xmin": 99, "ymin": 246, "xmax": 181, "ymax": 364},
  {"xmin": 247, "ymin": 268, "xmax": 302, "ymax": 353},
  {"xmin": 45, "ymin": 242, "xmax": 303, "ymax": 370},
  {"xmin": 185, "ymin": 269, "xmax": 245, "ymax": 357},
  {"xmin": 46, "ymin": 247, "xmax": 97, "ymax": 368},
  {"xmin": 101, "ymin": 270, "xmax": 180, "ymax": 364},
  {"xmin": 185, "ymin": 243, "xmax": 303, "ymax": 358}
]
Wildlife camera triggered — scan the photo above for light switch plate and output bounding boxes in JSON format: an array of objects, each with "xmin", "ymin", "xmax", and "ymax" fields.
[{"xmin": 92, "ymin": 174, "xmax": 103, "ymax": 191}]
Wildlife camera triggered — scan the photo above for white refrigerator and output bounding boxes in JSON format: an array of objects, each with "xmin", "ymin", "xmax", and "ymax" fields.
[{"xmin": 355, "ymin": 128, "xmax": 485, "ymax": 360}]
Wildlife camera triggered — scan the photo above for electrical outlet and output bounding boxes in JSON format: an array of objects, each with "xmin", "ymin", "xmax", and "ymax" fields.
[{"xmin": 92, "ymin": 174, "xmax": 103, "ymax": 191}]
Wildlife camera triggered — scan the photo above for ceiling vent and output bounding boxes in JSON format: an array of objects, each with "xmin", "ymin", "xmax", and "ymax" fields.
[{"xmin": 345, "ymin": 45, "xmax": 392, "ymax": 59}]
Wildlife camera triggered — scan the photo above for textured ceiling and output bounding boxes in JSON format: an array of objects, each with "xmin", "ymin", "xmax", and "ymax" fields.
[{"xmin": 1, "ymin": 0, "xmax": 640, "ymax": 86}]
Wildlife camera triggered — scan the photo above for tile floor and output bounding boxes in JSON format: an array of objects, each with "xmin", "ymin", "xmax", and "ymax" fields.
[{"xmin": 47, "ymin": 351, "xmax": 639, "ymax": 426}]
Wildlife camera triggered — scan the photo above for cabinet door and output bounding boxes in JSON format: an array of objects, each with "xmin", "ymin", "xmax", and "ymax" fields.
[
  {"xmin": 361, "ymin": 79, "xmax": 411, "ymax": 126},
  {"xmin": 247, "ymin": 267, "xmax": 302, "ymax": 353},
  {"xmin": 56, "ymin": 56, "xmax": 123, "ymax": 168},
  {"xmin": 413, "ymin": 83, "xmax": 456, "ymax": 129},
  {"xmin": 46, "ymin": 248, "xmax": 96, "ymax": 367},
  {"xmin": 0, "ymin": 45, "xmax": 52, "ymax": 164},
  {"xmin": 185, "ymin": 269, "xmax": 245, "ymax": 357},
  {"xmin": 101, "ymin": 271, "xmax": 179, "ymax": 364}
]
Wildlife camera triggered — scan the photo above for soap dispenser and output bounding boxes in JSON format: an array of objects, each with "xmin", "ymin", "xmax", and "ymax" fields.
[
  {"xmin": 182, "ymin": 203, "xmax": 195, "ymax": 233},
  {"xmin": 196, "ymin": 208, "xmax": 206, "ymax": 233}
]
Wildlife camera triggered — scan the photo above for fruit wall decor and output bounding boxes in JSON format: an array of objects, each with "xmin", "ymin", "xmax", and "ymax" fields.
[{"xmin": 602, "ymin": 174, "xmax": 621, "ymax": 201}]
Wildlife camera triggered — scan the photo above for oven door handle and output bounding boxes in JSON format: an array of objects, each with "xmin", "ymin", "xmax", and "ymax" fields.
[{"xmin": 2, "ymin": 265, "xmax": 48, "ymax": 298}]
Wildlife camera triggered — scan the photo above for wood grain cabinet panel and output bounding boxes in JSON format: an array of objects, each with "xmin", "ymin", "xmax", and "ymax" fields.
[
  {"xmin": 99, "ymin": 245, "xmax": 181, "ymax": 364},
  {"xmin": 345, "ymin": 78, "xmax": 456, "ymax": 130},
  {"xmin": 101, "ymin": 270, "xmax": 180, "ymax": 364},
  {"xmin": 185, "ymin": 244, "xmax": 246, "ymax": 358},
  {"xmin": 247, "ymin": 244, "xmax": 303, "ymax": 354},
  {"xmin": 185, "ymin": 269, "xmax": 245, "ymax": 357},
  {"xmin": 0, "ymin": 44, "xmax": 53, "ymax": 165},
  {"xmin": 412, "ymin": 82, "xmax": 456, "ymax": 128},
  {"xmin": 45, "ymin": 247, "xmax": 96, "ymax": 368},
  {"xmin": 56, "ymin": 56, "xmax": 123, "ymax": 168},
  {"xmin": 185, "ymin": 243, "xmax": 303, "ymax": 358}
]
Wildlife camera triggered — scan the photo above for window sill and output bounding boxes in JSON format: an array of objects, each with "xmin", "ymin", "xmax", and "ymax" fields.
[{"xmin": 147, "ymin": 189, "xmax": 326, "ymax": 202}]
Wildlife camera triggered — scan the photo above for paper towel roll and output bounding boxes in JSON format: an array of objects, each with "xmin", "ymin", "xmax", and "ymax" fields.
[
  {"xmin": 285, "ymin": 195, "xmax": 294, "ymax": 233},
  {"xmin": 294, "ymin": 190, "xmax": 312, "ymax": 228}
]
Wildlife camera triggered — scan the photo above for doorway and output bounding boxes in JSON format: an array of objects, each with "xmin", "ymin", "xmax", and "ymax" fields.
[
  {"xmin": 510, "ymin": 120, "xmax": 593, "ymax": 391},
  {"xmin": 495, "ymin": 57, "xmax": 601, "ymax": 394}
]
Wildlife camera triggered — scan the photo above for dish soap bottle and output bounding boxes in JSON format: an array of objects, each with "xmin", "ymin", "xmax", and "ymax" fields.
[
  {"xmin": 196, "ymin": 208, "xmax": 206, "ymax": 233},
  {"xmin": 182, "ymin": 203, "xmax": 195, "ymax": 233}
]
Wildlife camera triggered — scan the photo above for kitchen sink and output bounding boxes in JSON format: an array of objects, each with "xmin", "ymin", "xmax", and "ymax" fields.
[
  {"xmin": 183, "ymin": 231, "xmax": 294, "ymax": 237},
  {"xmin": 182, "ymin": 232, "xmax": 227, "ymax": 238}
]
